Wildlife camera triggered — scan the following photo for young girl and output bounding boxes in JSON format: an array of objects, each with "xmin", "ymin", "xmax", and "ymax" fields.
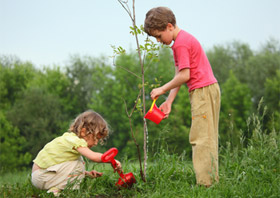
[{"xmin": 31, "ymin": 110, "xmax": 121, "ymax": 196}]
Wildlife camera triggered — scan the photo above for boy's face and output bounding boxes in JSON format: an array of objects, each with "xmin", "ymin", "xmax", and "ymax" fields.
[{"xmin": 150, "ymin": 23, "xmax": 174, "ymax": 45}]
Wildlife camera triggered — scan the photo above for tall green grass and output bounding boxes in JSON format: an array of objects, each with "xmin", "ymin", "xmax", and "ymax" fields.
[{"xmin": 1, "ymin": 112, "xmax": 279, "ymax": 197}]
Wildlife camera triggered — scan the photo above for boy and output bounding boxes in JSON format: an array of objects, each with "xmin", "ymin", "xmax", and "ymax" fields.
[{"xmin": 144, "ymin": 7, "xmax": 220, "ymax": 187}]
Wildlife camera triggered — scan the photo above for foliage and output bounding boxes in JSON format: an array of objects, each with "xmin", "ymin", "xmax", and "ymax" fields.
[
  {"xmin": 220, "ymin": 70, "xmax": 252, "ymax": 146},
  {"xmin": 207, "ymin": 39, "xmax": 280, "ymax": 110},
  {"xmin": 90, "ymin": 52, "xmax": 141, "ymax": 155},
  {"xmin": 264, "ymin": 69, "xmax": 280, "ymax": 132},
  {"xmin": 0, "ymin": 56, "xmax": 36, "ymax": 110},
  {"xmin": 0, "ymin": 111, "xmax": 32, "ymax": 171},
  {"xmin": 30, "ymin": 66, "xmax": 72, "ymax": 118},
  {"xmin": 6, "ymin": 87, "xmax": 66, "ymax": 158},
  {"xmin": 64, "ymin": 56, "xmax": 112, "ymax": 116},
  {"xmin": 0, "ymin": 40, "xmax": 279, "ymax": 171},
  {"xmin": 207, "ymin": 41, "xmax": 253, "ymax": 85},
  {"xmin": 243, "ymin": 39, "xmax": 280, "ymax": 108}
]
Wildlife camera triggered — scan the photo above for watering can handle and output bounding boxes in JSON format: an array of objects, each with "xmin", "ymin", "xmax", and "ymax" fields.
[
  {"xmin": 101, "ymin": 148, "xmax": 118, "ymax": 162},
  {"xmin": 149, "ymin": 99, "xmax": 157, "ymax": 112},
  {"xmin": 101, "ymin": 148, "xmax": 124, "ymax": 177}
]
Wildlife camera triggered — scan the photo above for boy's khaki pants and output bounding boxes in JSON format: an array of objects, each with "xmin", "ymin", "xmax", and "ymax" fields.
[
  {"xmin": 31, "ymin": 157, "xmax": 85, "ymax": 190},
  {"xmin": 189, "ymin": 83, "xmax": 220, "ymax": 186}
]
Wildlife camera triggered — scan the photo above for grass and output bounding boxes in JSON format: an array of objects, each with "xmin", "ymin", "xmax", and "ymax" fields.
[
  {"xmin": 1, "ymin": 114, "xmax": 279, "ymax": 197},
  {"xmin": 0, "ymin": 171, "xmax": 30, "ymax": 186},
  {"xmin": 1, "ymin": 139, "xmax": 279, "ymax": 198}
]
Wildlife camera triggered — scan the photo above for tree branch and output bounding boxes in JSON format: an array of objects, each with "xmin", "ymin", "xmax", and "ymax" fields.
[
  {"xmin": 112, "ymin": 56, "xmax": 141, "ymax": 79},
  {"xmin": 122, "ymin": 90, "xmax": 146, "ymax": 182}
]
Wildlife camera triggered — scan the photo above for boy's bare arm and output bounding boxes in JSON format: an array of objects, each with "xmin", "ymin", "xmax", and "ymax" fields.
[
  {"xmin": 162, "ymin": 68, "xmax": 189, "ymax": 92},
  {"xmin": 165, "ymin": 67, "xmax": 182, "ymax": 104},
  {"xmin": 151, "ymin": 68, "xmax": 189, "ymax": 100}
]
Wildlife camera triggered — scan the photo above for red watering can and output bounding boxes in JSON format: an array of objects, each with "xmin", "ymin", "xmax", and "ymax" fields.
[
  {"xmin": 144, "ymin": 99, "xmax": 165, "ymax": 124},
  {"xmin": 101, "ymin": 148, "xmax": 136, "ymax": 188}
]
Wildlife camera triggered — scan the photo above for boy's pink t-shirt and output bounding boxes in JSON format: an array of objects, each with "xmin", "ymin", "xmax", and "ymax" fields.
[{"xmin": 172, "ymin": 30, "xmax": 217, "ymax": 92}]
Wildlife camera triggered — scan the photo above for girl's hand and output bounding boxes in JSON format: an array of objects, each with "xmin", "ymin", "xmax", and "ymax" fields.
[
  {"xmin": 85, "ymin": 170, "xmax": 103, "ymax": 178},
  {"xmin": 114, "ymin": 160, "xmax": 122, "ymax": 173}
]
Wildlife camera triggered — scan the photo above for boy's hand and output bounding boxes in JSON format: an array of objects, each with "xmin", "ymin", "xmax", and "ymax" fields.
[
  {"xmin": 150, "ymin": 87, "xmax": 165, "ymax": 100},
  {"xmin": 85, "ymin": 170, "xmax": 103, "ymax": 178},
  {"xmin": 159, "ymin": 101, "xmax": 172, "ymax": 119}
]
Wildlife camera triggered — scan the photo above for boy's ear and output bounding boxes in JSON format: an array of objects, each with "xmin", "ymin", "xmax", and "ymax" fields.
[{"xmin": 167, "ymin": 23, "xmax": 174, "ymax": 30}]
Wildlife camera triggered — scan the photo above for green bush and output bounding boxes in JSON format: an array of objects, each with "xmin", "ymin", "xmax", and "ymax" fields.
[{"xmin": 0, "ymin": 112, "xmax": 32, "ymax": 171}]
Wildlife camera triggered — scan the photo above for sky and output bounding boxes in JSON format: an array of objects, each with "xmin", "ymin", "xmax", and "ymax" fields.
[{"xmin": 0, "ymin": 0, "xmax": 279, "ymax": 68}]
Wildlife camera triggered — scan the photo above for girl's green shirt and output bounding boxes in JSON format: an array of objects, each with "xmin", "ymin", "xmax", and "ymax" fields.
[{"xmin": 33, "ymin": 132, "xmax": 88, "ymax": 169}]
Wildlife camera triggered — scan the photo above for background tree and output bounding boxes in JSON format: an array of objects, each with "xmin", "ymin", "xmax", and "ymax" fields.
[
  {"xmin": 0, "ymin": 111, "xmax": 32, "ymax": 171},
  {"xmin": 207, "ymin": 41, "xmax": 253, "ymax": 85},
  {"xmin": 28, "ymin": 66, "xmax": 73, "ymax": 129},
  {"xmin": 244, "ymin": 39, "xmax": 280, "ymax": 108},
  {"xmin": 220, "ymin": 70, "xmax": 252, "ymax": 146},
  {"xmin": 64, "ymin": 56, "xmax": 113, "ymax": 116},
  {"xmin": 65, "ymin": 56, "xmax": 99, "ymax": 116},
  {"xmin": 6, "ymin": 87, "xmax": 65, "ymax": 158},
  {"xmin": 89, "ymin": 53, "xmax": 136, "ymax": 154},
  {"xmin": 0, "ymin": 56, "xmax": 36, "ymax": 111},
  {"xmin": 264, "ymin": 69, "xmax": 280, "ymax": 132}
]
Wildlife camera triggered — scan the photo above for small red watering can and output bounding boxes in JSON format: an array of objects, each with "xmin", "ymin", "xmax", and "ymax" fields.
[
  {"xmin": 144, "ymin": 99, "xmax": 165, "ymax": 124},
  {"xmin": 101, "ymin": 148, "xmax": 136, "ymax": 189}
]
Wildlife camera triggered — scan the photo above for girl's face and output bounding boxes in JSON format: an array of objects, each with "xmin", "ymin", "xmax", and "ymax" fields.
[
  {"xmin": 84, "ymin": 133, "xmax": 98, "ymax": 148},
  {"xmin": 151, "ymin": 23, "xmax": 175, "ymax": 45},
  {"xmin": 80, "ymin": 128, "xmax": 101, "ymax": 148}
]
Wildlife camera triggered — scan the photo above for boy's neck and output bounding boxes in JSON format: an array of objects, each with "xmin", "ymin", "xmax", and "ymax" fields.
[{"xmin": 173, "ymin": 25, "xmax": 181, "ymax": 40}]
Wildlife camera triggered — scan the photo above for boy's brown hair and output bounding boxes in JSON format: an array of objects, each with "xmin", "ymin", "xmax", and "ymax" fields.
[
  {"xmin": 69, "ymin": 110, "xmax": 109, "ymax": 145},
  {"xmin": 144, "ymin": 7, "xmax": 176, "ymax": 36}
]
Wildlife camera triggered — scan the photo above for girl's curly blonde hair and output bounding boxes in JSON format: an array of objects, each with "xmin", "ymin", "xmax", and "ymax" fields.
[{"xmin": 69, "ymin": 110, "xmax": 109, "ymax": 145}]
